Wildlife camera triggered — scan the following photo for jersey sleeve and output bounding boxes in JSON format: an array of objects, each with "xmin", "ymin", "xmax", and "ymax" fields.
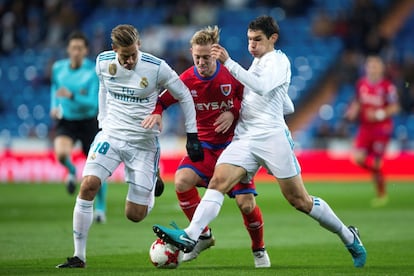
[
  {"xmin": 50, "ymin": 62, "xmax": 58, "ymax": 110},
  {"xmin": 158, "ymin": 61, "xmax": 197, "ymax": 133},
  {"xmin": 386, "ymin": 82, "xmax": 399, "ymax": 104},
  {"xmin": 283, "ymin": 94, "xmax": 295, "ymax": 115},
  {"xmin": 152, "ymin": 89, "xmax": 179, "ymax": 115},
  {"xmin": 224, "ymin": 55, "xmax": 290, "ymax": 96},
  {"xmin": 229, "ymin": 81, "xmax": 243, "ymax": 121}
]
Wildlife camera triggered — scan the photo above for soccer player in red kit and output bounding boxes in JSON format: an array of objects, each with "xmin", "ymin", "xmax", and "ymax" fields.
[
  {"xmin": 143, "ymin": 26, "xmax": 270, "ymax": 267},
  {"xmin": 345, "ymin": 55, "xmax": 399, "ymax": 207}
]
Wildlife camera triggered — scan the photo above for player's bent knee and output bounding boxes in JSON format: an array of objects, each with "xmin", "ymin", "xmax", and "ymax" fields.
[
  {"xmin": 209, "ymin": 175, "xmax": 232, "ymax": 193},
  {"xmin": 236, "ymin": 194, "xmax": 255, "ymax": 214},
  {"xmin": 175, "ymin": 169, "xmax": 198, "ymax": 192},
  {"xmin": 79, "ymin": 175, "xmax": 101, "ymax": 200},
  {"xmin": 174, "ymin": 178, "xmax": 193, "ymax": 193},
  {"xmin": 125, "ymin": 203, "xmax": 147, "ymax": 222}
]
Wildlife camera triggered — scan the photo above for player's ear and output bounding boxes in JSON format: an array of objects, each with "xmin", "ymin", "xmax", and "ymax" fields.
[
  {"xmin": 271, "ymin": 33, "xmax": 278, "ymax": 43},
  {"xmin": 111, "ymin": 43, "xmax": 117, "ymax": 52}
]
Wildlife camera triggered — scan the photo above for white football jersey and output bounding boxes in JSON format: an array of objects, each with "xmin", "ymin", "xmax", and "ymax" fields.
[
  {"xmin": 224, "ymin": 49, "xmax": 292, "ymax": 138},
  {"xmin": 96, "ymin": 50, "xmax": 197, "ymax": 143}
]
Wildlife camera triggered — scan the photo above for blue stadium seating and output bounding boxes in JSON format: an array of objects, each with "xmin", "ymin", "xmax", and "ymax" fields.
[{"xmin": 3, "ymin": 2, "xmax": 408, "ymax": 144}]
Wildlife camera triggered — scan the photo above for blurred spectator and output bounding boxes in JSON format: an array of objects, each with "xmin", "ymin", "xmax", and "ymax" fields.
[
  {"xmin": 0, "ymin": 11, "xmax": 17, "ymax": 54},
  {"xmin": 343, "ymin": 0, "xmax": 388, "ymax": 55},
  {"xmin": 399, "ymin": 59, "xmax": 414, "ymax": 114},
  {"xmin": 189, "ymin": 1, "xmax": 218, "ymax": 26},
  {"xmin": 164, "ymin": 0, "xmax": 191, "ymax": 26}
]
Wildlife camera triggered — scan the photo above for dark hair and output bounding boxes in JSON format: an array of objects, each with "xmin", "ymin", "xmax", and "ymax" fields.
[
  {"xmin": 67, "ymin": 31, "xmax": 89, "ymax": 47},
  {"xmin": 248, "ymin": 15, "xmax": 279, "ymax": 38}
]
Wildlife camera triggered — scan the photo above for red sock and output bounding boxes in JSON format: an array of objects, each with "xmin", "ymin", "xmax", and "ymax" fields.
[
  {"xmin": 363, "ymin": 156, "xmax": 386, "ymax": 197},
  {"xmin": 242, "ymin": 205, "xmax": 264, "ymax": 251},
  {"xmin": 374, "ymin": 169, "xmax": 386, "ymax": 197},
  {"xmin": 176, "ymin": 187, "xmax": 209, "ymax": 234}
]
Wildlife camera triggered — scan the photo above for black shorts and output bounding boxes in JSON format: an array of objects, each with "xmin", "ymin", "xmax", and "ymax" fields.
[{"xmin": 54, "ymin": 117, "xmax": 99, "ymax": 156}]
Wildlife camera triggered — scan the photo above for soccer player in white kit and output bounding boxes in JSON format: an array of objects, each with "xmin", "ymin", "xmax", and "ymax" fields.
[
  {"xmin": 153, "ymin": 16, "xmax": 367, "ymax": 268},
  {"xmin": 57, "ymin": 24, "xmax": 203, "ymax": 268}
]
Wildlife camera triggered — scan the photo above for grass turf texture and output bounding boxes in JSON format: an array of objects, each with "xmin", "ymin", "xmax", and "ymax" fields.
[{"xmin": 0, "ymin": 181, "xmax": 413, "ymax": 275}]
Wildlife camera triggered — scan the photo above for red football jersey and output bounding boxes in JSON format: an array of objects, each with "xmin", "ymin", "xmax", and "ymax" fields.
[
  {"xmin": 155, "ymin": 62, "xmax": 243, "ymax": 144},
  {"xmin": 355, "ymin": 77, "xmax": 398, "ymax": 126}
]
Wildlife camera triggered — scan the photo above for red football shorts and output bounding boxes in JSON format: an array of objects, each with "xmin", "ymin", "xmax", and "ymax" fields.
[{"xmin": 354, "ymin": 124, "xmax": 392, "ymax": 157}]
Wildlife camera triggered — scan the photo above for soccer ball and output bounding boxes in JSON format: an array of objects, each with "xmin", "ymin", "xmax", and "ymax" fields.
[{"xmin": 149, "ymin": 238, "xmax": 183, "ymax": 269}]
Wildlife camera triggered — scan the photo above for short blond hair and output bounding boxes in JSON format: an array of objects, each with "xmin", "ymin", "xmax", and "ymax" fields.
[
  {"xmin": 111, "ymin": 24, "xmax": 140, "ymax": 48},
  {"xmin": 190, "ymin": 25, "xmax": 220, "ymax": 46}
]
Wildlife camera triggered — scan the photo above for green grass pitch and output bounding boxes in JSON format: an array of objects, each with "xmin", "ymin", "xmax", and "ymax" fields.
[{"xmin": 0, "ymin": 180, "xmax": 413, "ymax": 275}]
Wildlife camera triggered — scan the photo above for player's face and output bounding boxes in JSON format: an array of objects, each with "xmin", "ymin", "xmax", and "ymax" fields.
[
  {"xmin": 114, "ymin": 43, "xmax": 139, "ymax": 70},
  {"xmin": 67, "ymin": 39, "xmax": 88, "ymax": 68},
  {"xmin": 247, "ymin": 29, "xmax": 277, "ymax": 58},
  {"xmin": 365, "ymin": 57, "xmax": 384, "ymax": 82},
  {"xmin": 191, "ymin": 44, "xmax": 216, "ymax": 78}
]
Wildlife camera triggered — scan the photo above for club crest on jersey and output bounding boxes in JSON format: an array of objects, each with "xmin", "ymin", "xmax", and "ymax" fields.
[
  {"xmin": 108, "ymin": 63, "xmax": 117, "ymax": 75},
  {"xmin": 140, "ymin": 77, "xmax": 148, "ymax": 88},
  {"xmin": 220, "ymin": 84, "xmax": 231, "ymax": 96},
  {"xmin": 88, "ymin": 153, "xmax": 96, "ymax": 161}
]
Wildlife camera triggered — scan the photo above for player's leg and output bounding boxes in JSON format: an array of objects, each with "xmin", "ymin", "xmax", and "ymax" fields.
[
  {"xmin": 351, "ymin": 128, "xmax": 386, "ymax": 199},
  {"xmin": 278, "ymin": 175, "xmax": 367, "ymax": 267},
  {"xmin": 73, "ymin": 175, "xmax": 102, "ymax": 257},
  {"xmin": 265, "ymin": 128, "xmax": 366, "ymax": 267},
  {"xmin": 124, "ymin": 144, "xmax": 159, "ymax": 222},
  {"xmin": 175, "ymin": 167, "xmax": 215, "ymax": 261},
  {"xmin": 56, "ymin": 174, "xmax": 106, "ymax": 268},
  {"xmin": 186, "ymin": 163, "xmax": 245, "ymax": 240},
  {"xmin": 175, "ymin": 149, "xmax": 214, "ymax": 234},
  {"xmin": 124, "ymin": 179, "xmax": 155, "ymax": 222},
  {"xmin": 370, "ymin": 136, "xmax": 390, "ymax": 207},
  {"xmin": 175, "ymin": 168, "xmax": 206, "ymax": 229},
  {"xmin": 234, "ymin": 192, "xmax": 270, "ymax": 268},
  {"xmin": 80, "ymin": 119, "xmax": 109, "ymax": 222},
  {"xmin": 54, "ymin": 119, "xmax": 79, "ymax": 194},
  {"xmin": 94, "ymin": 181, "xmax": 107, "ymax": 223},
  {"xmin": 153, "ymin": 139, "xmax": 255, "ymax": 252},
  {"xmin": 54, "ymin": 134, "xmax": 77, "ymax": 194},
  {"xmin": 57, "ymin": 132, "xmax": 120, "ymax": 268},
  {"xmin": 353, "ymin": 131, "xmax": 389, "ymax": 206},
  {"xmin": 153, "ymin": 163, "xmax": 245, "ymax": 252},
  {"xmin": 351, "ymin": 128, "xmax": 371, "ymax": 170}
]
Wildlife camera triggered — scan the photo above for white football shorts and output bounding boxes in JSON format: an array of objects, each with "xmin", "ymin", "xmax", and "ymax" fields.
[
  {"xmin": 83, "ymin": 132, "xmax": 160, "ymax": 205},
  {"xmin": 217, "ymin": 128, "xmax": 301, "ymax": 181}
]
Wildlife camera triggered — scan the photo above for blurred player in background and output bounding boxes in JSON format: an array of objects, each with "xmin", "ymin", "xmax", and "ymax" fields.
[
  {"xmin": 153, "ymin": 15, "xmax": 367, "ymax": 268},
  {"xmin": 56, "ymin": 24, "xmax": 203, "ymax": 268},
  {"xmin": 345, "ymin": 55, "xmax": 399, "ymax": 207},
  {"xmin": 143, "ymin": 26, "xmax": 278, "ymax": 267},
  {"xmin": 50, "ymin": 31, "xmax": 108, "ymax": 222}
]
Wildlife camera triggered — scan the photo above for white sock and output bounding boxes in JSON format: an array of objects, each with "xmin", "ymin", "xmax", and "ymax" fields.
[
  {"xmin": 73, "ymin": 197, "xmax": 94, "ymax": 262},
  {"xmin": 185, "ymin": 189, "xmax": 224, "ymax": 241},
  {"xmin": 308, "ymin": 196, "xmax": 354, "ymax": 245}
]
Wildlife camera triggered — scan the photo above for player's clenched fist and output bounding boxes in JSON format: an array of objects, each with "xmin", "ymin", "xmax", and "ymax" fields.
[
  {"xmin": 186, "ymin": 133, "xmax": 204, "ymax": 162},
  {"xmin": 211, "ymin": 44, "xmax": 229, "ymax": 64}
]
